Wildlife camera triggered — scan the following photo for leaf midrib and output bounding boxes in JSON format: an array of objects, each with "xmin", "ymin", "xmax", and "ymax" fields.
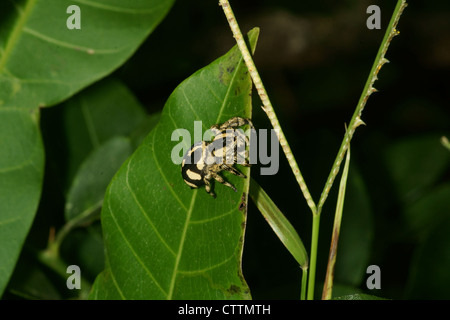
[
  {"xmin": 166, "ymin": 50, "xmax": 246, "ymax": 299},
  {"xmin": 107, "ymin": 186, "xmax": 168, "ymax": 297},
  {"xmin": 167, "ymin": 189, "xmax": 197, "ymax": 300},
  {"xmin": 80, "ymin": 96, "xmax": 100, "ymax": 149},
  {"xmin": 0, "ymin": 0, "xmax": 37, "ymax": 75},
  {"xmin": 72, "ymin": 0, "xmax": 165, "ymax": 15}
]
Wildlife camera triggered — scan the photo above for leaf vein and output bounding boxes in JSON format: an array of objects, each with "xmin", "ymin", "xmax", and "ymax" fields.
[
  {"xmin": 0, "ymin": 72, "xmax": 77, "ymax": 89},
  {"xmin": 0, "ymin": 127, "xmax": 41, "ymax": 175},
  {"xmin": 179, "ymin": 87, "xmax": 207, "ymax": 130},
  {"xmin": 199, "ymin": 71, "xmax": 223, "ymax": 104},
  {"xmin": 167, "ymin": 190, "xmax": 198, "ymax": 299},
  {"xmin": 106, "ymin": 254, "xmax": 126, "ymax": 300},
  {"xmin": 107, "ymin": 189, "xmax": 168, "ymax": 297},
  {"xmin": 177, "ymin": 252, "xmax": 235, "ymax": 275},
  {"xmin": 72, "ymin": 0, "xmax": 165, "ymax": 15},
  {"xmin": 125, "ymin": 158, "xmax": 177, "ymax": 257},
  {"xmin": 80, "ymin": 96, "xmax": 100, "ymax": 149},
  {"xmin": 189, "ymin": 209, "xmax": 234, "ymax": 224},
  {"xmin": 23, "ymin": 27, "xmax": 128, "ymax": 54},
  {"xmin": 148, "ymin": 129, "xmax": 188, "ymax": 212},
  {"xmin": 0, "ymin": 216, "xmax": 21, "ymax": 228},
  {"xmin": 215, "ymin": 54, "xmax": 244, "ymax": 123},
  {"xmin": 0, "ymin": 0, "xmax": 37, "ymax": 73}
]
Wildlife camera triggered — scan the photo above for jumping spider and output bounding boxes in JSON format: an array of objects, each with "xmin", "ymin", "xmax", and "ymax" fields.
[{"xmin": 181, "ymin": 117, "xmax": 252, "ymax": 197}]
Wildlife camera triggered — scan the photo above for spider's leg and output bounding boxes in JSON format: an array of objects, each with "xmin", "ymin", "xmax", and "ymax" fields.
[
  {"xmin": 234, "ymin": 153, "xmax": 251, "ymax": 167},
  {"xmin": 219, "ymin": 117, "xmax": 253, "ymax": 130},
  {"xmin": 223, "ymin": 136, "xmax": 237, "ymax": 165},
  {"xmin": 209, "ymin": 126, "xmax": 221, "ymax": 136},
  {"xmin": 244, "ymin": 118, "xmax": 255, "ymax": 130},
  {"xmin": 204, "ymin": 173, "xmax": 216, "ymax": 198},
  {"xmin": 234, "ymin": 129, "xmax": 251, "ymax": 165},
  {"xmin": 213, "ymin": 173, "xmax": 237, "ymax": 192},
  {"xmin": 220, "ymin": 163, "xmax": 246, "ymax": 178},
  {"xmin": 236, "ymin": 129, "xmax": 250, "ymax": 145},
  {"xmin": 243, "ymin": 145, "xmax": 251, "ymax": 166}
]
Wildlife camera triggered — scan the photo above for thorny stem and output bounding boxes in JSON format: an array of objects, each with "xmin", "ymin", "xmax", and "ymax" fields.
[
  {"xmin": 219, "ymin": 0, "xmax": 317, "ymax": 215},
  {"xmin": 309, "ymin": 0, "xmax": 408, "ymax": 300},
  {"xmin": 317, "ymin": 1, "xmax": 408, "ymax": 213},
  {"xmin": 220, "ymin": 0, "xmax": 408, "ymax": 300}
]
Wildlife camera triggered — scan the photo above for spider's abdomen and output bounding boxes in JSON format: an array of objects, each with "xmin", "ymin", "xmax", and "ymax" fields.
[{"xmin": 181, "ymin": 141, "xmax": 208, "ymax": 188}]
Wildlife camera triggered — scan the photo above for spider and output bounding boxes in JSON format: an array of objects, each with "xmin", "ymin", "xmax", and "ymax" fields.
[{"xmin": 181, "ymin": 117, "xmax": 252, "ymax": 197}]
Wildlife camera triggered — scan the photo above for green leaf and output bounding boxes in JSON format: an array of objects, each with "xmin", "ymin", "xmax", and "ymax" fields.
[
  {"xmin": 403, "ymin": 183, "xmax": 450, "ymax": 238},
  {"xmin": 249, "ymin": 178, "xmax": 308, "ymax": 269},
  {"xmin": 329, "ymin": 283, "xmax": 363, "ymax": 299},
  {"xmin": 0, "ymin": 0, "xmax": 174, "ymax": 296},
  {"xmin": 406, "ymin": 216, "xmax": 450, "ymax": 299},
  {"xmin": 59, "ymin": 78, "xmax": 151, "ymax": 217},
  {"xmin": 55, "ymin": 79, "xmax": 156, "ymax": 292},
  {"xmin": 0, "ymin": 108, "xmax": 44, "ymax": 297},
  {"xmin": 5, "ymin": 254, "xmax": 62, "ymax": 300},
  {"xmin": 65, "ymin": 136, "xmax": 133, "ymax": 222},
  {"xmin": 384, "ymin": 135, "xmax": 450, "ymax": 203},
  {"xmin": 323, "ymin": 145, "xmax": 351, "ymax": 300},
  {"xmin": 90, "ymin": 28, "xmax": 260, "ymax": 300},
  {"xmin": 61, "ymin": 78, "xmax": 148, "ymax": 185},
  {"xmin": 335, "ymin": 164, "xmax": 374, "ymax": 287},
  {"xmin": 334, "ymin": 293, "xmax": 387, "ymax": 300},
  {"xmin": 60, "ymin": 224, "xmax": 105, "ymax": 283},
  {"xmin": 0, "ymin": 0, "xmax": 175, "ymax": 109},
  {"xmin": 129, "ymin": 112, "xmax": 162, "ymax": 150}
]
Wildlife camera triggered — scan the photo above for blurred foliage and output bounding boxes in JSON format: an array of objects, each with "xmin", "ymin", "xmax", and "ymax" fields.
[{"xmin": 5, "ymin": 0, "xmax": 449, "ymax": 299}]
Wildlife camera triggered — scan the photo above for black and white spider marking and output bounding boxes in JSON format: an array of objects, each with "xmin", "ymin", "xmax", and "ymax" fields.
[{"xmin": 181, "ymin": 117, "xmax": 252, "ymax": 197}]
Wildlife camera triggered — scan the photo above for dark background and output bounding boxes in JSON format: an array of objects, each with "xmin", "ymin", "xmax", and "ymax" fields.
[
  {"xmin": 113, "ymin": 0, "xmax": 450, "ymax": 299},
  {"xmin": 109, "ymin": 0, "xmax": 450, "ymax": 299},
  {"xmin": 11, "ymin": 0, "xmax": 448, "ymax": 300}
]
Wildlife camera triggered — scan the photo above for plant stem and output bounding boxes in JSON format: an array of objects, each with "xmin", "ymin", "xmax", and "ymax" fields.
[
  {"xmin": 307, "ymin": 213, "xmax": 321, "ymax": 300},
  {"xmin": 219, "ymin": 0, "xmax": 317, "ymax": 214},
  {"xmin": 37, "ymin": 243, "xmax": 92, "ymax": 299},
  {"xmin": 322, "ymin": 144, "xmax": 351, "ymax": 300},
  {"xmin": 317, "ymin": 0, "xmax": 407, "ymax": 212},
  {"xmin": 220, "ymin": 0, "xmax": 407, "ymax": 301},
  {"xmin": 300, "ymin": 266, "xmax": 308, "ymax": 300},
  {"xmin": 307, "ymin": 0, "xmax": 407, "ymax": 300},
  {"xmin": 35, "ymin": 205, "xmax": 100, "ymax": 299},
  {"xmin": 53, "ymin": 200, "xmax": 102, "ymax": 253}
]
